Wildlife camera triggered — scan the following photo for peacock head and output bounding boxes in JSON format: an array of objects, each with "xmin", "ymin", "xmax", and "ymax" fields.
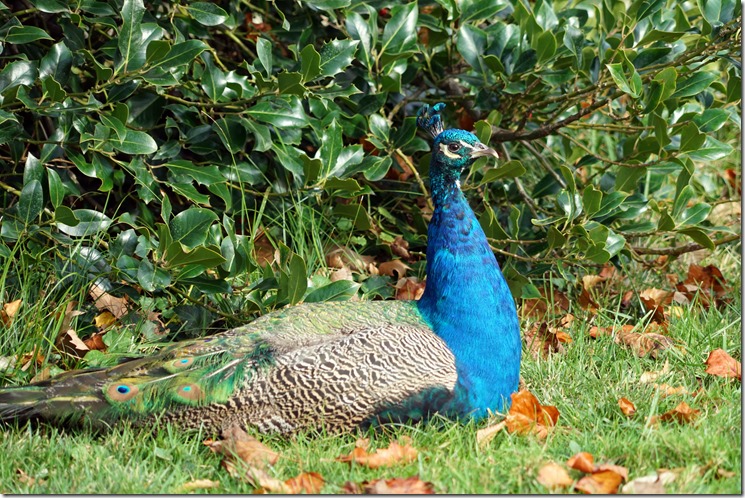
[
  {"xmin": 432, "ymin": 129, "xmax": 499, "ymax": 172},
  {"xmin": 417, "ymin": 103, "xmax": 498, "ymax": 179}
]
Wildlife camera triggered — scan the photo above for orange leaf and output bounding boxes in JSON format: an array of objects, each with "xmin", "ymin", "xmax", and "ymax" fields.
[
  {"xmin": 653, "ymin": 383, "xmax": 688, "ymax": 398},
  {"xmin": 336, "ymin": 439, "xmax": 418, "ymax": 468},
  {"xmin": 618, "ymin": 397, "xmax": 636, "ymax": 416},
  {"xmin": 657, "ymin": 401, "xmax": 700, "ymax": 424},
  {"xmin": 705, "ymin": 349, "xmax": 741, "ymax": 380},
  {"xmin": 394, "ymin": 277, "xmax": 425, "ymax": 301},
  {"xmin": 343, "ymin": 476, "xmax": 435, "ymax": 494},
  {"xmin": 505, "ymin": 390, "xmax": 559, "ymax": 439},
  {"xmin": 595, "ymin": 464, "xmax": 629, "ymax": 481},
  {"xmin": 574, "ymin": 469, "xmax": 624, "ymax": 494},
  {"xmin": 284, "ymin": 472, "xmax": 325, "ymax": 494},
  {"xmin": 567, "ymin": 452, "xmax": 596, "ymax": 473},
  {"xmin": 536, "ymin": 462, "xmax": 573, "ymax": 489}
]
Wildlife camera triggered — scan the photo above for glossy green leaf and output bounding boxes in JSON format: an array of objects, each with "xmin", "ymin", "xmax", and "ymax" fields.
[
  {"xmin": 117, "ymin": 0, "xmax": 145, "ymax": 72},
  {"xmin": 247, "ymin": 98, "xmax": 308, "ymax": 128},
  {"xmin": 300, "ymin": 44, "xmax": 322, "ymax": 82},
  {"xmin": 380, "ymin": 2, "xmax": 418, "ymax": 55},
  {"xmin": 170, "ymin": 208, "xmax": 219, "ymax": 250},
  {"xmin": 305, "ymin": 280, "xmax": 360, "ymax": 303},
  {"xmin": 112, "ymin": 129, "xmax": 158, "ymax": 154},
  {"xmin": 3, "ymin": 25, "xmax": 53, "ymax": 44},
  {"xmin": 185, "ymin": 2, "xmax": 228, "ymax": 26},
  {"xmin": 686, "ymin": 136, "xmax": 734, "ymax": 161},
  {"xmin": 678, "ymin": 123, "xmax": 705, "ymax": 153},
  {"xmin": 0, "ymin": 60, "xmax": 38, "ymax": 94},
  {"xmin": 213, "ymin": 117, "xmax": 247, "ymax": 154},
  {"xmin": 345, "ymin": 12, "xmax": 373, "ymax": 68},
  {"xmin": 457, "ymin": 24, "xmax": 488, "ymax": 73},
  {"xmin": 18, "ymin": 180, "xmax": 43, "ymax": 224},
  {"xmin": 677, "ymin": 227, "xmax": 715, "ymax": 250},
  {"xmin": 56, "ymin": 209, "xmax": 113, "ymax": 236},
  {"xmin": 319, "ymin": 39, "xmax": 358, "ymax": 77},
  {"xmin": 671, "ymin": 72, "xmax": 717, "ymax": 99},
  {"xmin": 535, "ymin": 31, "xmax": 557, "ymax": 64}
]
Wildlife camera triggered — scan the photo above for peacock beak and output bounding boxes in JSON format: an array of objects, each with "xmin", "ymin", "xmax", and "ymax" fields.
[{"xmin": 471, "ymin": 142, "xmax": 499, "ymax": 159}]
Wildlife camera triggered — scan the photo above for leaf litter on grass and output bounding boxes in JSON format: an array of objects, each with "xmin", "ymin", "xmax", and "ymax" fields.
[{"xmin": 477, "ymin": 389, "xmax": 559, "ymax": 445}]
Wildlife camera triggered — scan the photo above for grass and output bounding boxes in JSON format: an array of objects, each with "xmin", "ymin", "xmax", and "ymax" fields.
[{"xmin": 0, "ymin": 263, "xmax": 740, "ymax": 493}]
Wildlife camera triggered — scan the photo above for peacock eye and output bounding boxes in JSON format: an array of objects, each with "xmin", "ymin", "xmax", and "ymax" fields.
[{"xmin": 447, "ymin": 143, "xmax": 461, "ymax": 153}]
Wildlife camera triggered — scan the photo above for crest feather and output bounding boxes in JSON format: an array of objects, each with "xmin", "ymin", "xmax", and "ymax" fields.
[{"xmin": 417, "ymin": 102, "xmax": 446, "ymax": 138}]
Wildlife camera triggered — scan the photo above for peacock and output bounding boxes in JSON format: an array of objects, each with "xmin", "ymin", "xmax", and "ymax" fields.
[{"xmin": 0, "ymin": 103, "xmax": 521, "ymax": 435}]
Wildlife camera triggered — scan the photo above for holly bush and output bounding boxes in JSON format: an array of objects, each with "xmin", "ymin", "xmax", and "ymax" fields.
[{"xmin": 0, "ymin": 0, "xmax": 740, "ymax": 342}]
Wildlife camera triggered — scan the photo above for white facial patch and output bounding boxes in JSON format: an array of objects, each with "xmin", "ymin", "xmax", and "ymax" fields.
[{"xmin": 438, "ymin": 141, "xmax": 474, "ymax": 160}]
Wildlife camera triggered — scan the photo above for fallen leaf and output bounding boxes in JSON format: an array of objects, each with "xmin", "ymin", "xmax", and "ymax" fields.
[
  {"xmin": 83, "ymin": 332, "xmax": 107, "ymax": 351},
  {"xmin": 476, "ymin": 420, "xmax": 506, "ymax": 446},
  {"xmin": 16, "ymin": 468, "xmax": 46, "ymax": 487},
  {"xmin": 390, "ymin": 236, "xmax": 411, "ymax": 260},
  {"xmin": 615, "ymin": 326, "xmax": 674, "ymax": 358},
  {"xmin": 618, "ymin": 397, "xmax": 636, "ymax": 416},
  {"xmin": 567, "ymin": 452, "xmax": 596, "ymax": 473},
  {"xmin": 94, "ymin": 310, "xmax": 118, "ymax": 329},
  {"xmin": 336, "ymin": 438, "xmax": 418, "ymax": 468},
  {"xmin": 621, "ymin": 474, "xmax": 664, "ymax": 494},
  {"xmin": 204, "ymin": 425, "xmax": 279, "ymax": 479},
  {"xmin": 536, "ymin": 462, "xmax": 573, "ymax": 489},
  {"xmin": 649, "ymin": 401, "xmax": 700, "ymax": 426},
  {"xmin": 343, "ymin": 476, "xmax": 435, "ymax": 494},
  {"xmin": 704, "ymin": 349, "xmax": 741, "ymax": 380},
  {"xmin": 284, "ymin": 471, "xmax": 325, "ymax": 494},
  {"xmin": 1, "ymin": 299, "xmax": 22, "ymax": 326},
  {"xmin": 523, "ymin": 322, "xmax": 565, "ymax": 358},
  {"xmin": 653, "ymin": 383, "xmax": 688, "ymax": 398},
  {"xmin": 379, "ymin": 260, "xmax": 410, "ymax": 278},
  {"xmin": 505, "ymin": 390, "xmax": 559, "ymax": 439},
  {"xmin": 89, "ymin": 283, "xmax": 130, "ymax": 318},
  {"xmin": 596, "ymin": 464, "xmax": 629, "ymax": 481},
  {"xmin": 716, "ymin": 468, "xmax": 736, "ymax": 479},
  {"xmin": 174, "ymin": 479, "xmax": 220, "ymax": 493},
  {"xmin": 520, "ymin": 289, "xmax": 570, "ymax": 320},
  {"xmin": 574, "ymin": 469, "xmax": 624, "ymax": 494},
  {"xmin": 394, "ymin": 277, "xmax": 425, "ymax": 300},
  {"xmin": 57, "ymin": 329, "xmax": 90, "ymax": 358},
  {"xmin": 640, "ymin": 360, "xmax": 671, "ymax": 383}
]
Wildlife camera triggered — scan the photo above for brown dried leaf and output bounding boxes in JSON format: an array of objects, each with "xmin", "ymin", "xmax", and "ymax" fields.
[
  {"xmin": 16, "ymin": 468, "xmax": 46, "ymax": 487},
  {"xmin": 523, "ymin": 322, "xmax": 565, "ymax": 358},
  {"xmin": 344, "ymin": 476, "xmax": 435, "ymax": 494},
  {"xmin": 505, "ymin": 390, "xmax": 559, "ymax": 439},
  {"xmin": 391, "ymin": 236, "xmax": 411, "ymax": 260},
  {"xmin": 394, "ymin": 277, "xmax": 425, "ymax": 300},
  {"xmin": 657, "ymin": 401, "xmax": 700, "ymax": 424},
  {"xmin": 57, "ymin": 329, "xmax": 90, "ymax": 358},
  {"xmin": 83, "ymin": 332, "xmax": 107, "ymax": 351},
  {"xmin": 204, "ymin": 425, "xmax": 279, "ymax": 479},
  {"xmin": 1, "ymin": 299, "xmax": 22, "ymax": 326},
  {"xmin": 284, "ymin": 472, "xmax": 325, "ymax": 494},
  {"xmin": 174, "ymin": 479, "xmax": 220, "ymax": 493},
  {"xmin": 618, "ymin": 397, "xmax": 636, "ymax": 416},
  {"xmin": 89, "ymin": 283, "xmax": 130, "ymax": 318},
  {"xmin": 520, "ymin": 290, "xmax": 570, "ymax": 320},
  {"xmin": 653, "ymin": 383, "xmax": 688, "ymax": 398},
  {"xmin": 705, "ymin": 349, "xmax": 741, "ymax": 380},
  {"xmin": 615, "ymin": 327, "xmax": 674, "ymax": 358},
  {"xmin": 378, "ymin": 260, "xmax": 410, "ymax": 278},
  {"xmin": 330, "ymin": 266, "xmax": 355, "ymax": 282},
  {"xmin": 536, "ymin": 462, "xmax": 573, "ymax": 489},
  {"xmin": 476, "ymin": 420, "xmax": 506, "ymax": 447},
  {"xmin": 336, "ymin": 439, "xmax": 418, "ymax": 469},
  {"xmin": 640, "ymin": 360, "xmax": 671, "ymax": 383},
  {"xmin": 567, "ymin": 452, "xmax": 596, "ymax": 473},
  {"xmin": 574, "ymin": 469, "xmax": 624, "ymax": 494}
]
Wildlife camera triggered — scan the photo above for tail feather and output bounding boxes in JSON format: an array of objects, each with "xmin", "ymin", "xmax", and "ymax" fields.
[{"xmin": 0, "ymin": 335, "xmax": 265, "ymax": 428}]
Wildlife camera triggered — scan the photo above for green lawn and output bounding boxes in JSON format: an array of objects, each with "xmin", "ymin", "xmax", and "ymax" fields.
[{"xmin": 1, "ymin": 279, "xmax": 740, "ymax": 494}]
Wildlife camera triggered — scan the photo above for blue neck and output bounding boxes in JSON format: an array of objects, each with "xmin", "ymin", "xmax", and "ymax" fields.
[{"xmin": 417, "ymin": 169, "xmax": 521, "ymax": 420}]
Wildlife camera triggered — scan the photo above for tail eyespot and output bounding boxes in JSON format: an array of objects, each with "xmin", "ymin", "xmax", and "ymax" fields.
[{"xmin": 107, "ymin": 383, "xmax": 139, "ymax": 402}]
